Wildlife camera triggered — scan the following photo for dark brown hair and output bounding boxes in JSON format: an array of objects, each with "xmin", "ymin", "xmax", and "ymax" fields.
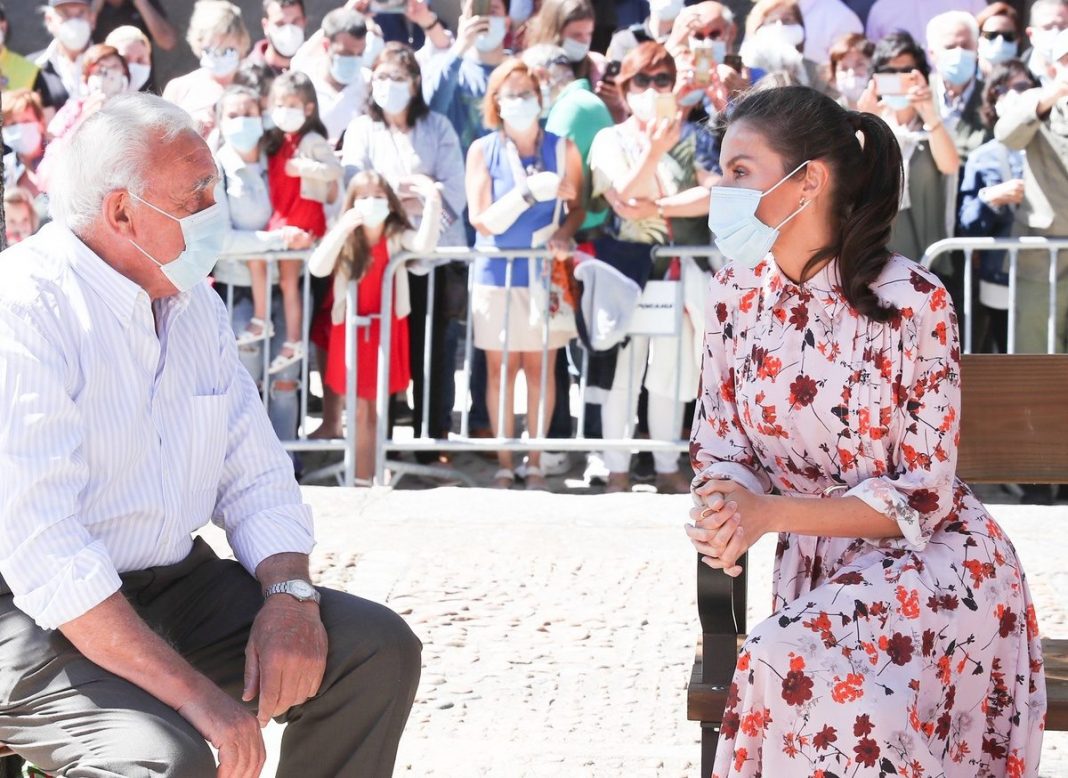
[
  {"xmin": 827, "ymin": 33, "xmax": 874, "ymax": 78},
  {"xmin": 525, "ymin": 0, "xmax": 595, "ymax": 81},
  {"xmin": 366, "ymin": 42, "xmax": 430, "ymax": 128},
  {"xmin": 726, "ymin": 85, "xmax": 903, "ymax": 321},
  {"xmin": 82, "ymin": 44, "xmax": 129, "ymax": 80},
  {"xmin": 263, "ymin": 70, "xmax": 329, "ymax": 154},
  {"xmin": 980, "ymin": 59, "xmax": 1037, "ymax": 128},
  {"xmin": 337, "ymin": 171, "xmax": 412, "ymax": 281},
  {"xmin": 977, "ymin": 2, "xmax": 1020, "ymax": 39}
]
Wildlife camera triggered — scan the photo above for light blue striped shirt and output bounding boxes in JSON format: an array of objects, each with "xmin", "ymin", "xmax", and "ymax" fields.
[{"xmin": 0, "ymin": 223, "xmax": 314, "ymax": 630}]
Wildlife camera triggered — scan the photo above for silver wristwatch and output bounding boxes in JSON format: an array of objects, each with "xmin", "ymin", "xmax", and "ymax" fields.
[{"xmin": 264, "ymin": 579, "xmax": 321, "ymax": 605}]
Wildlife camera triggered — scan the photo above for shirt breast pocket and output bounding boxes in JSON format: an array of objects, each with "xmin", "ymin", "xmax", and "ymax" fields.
[{"xmin": 187, "ymin": 394, "xmax": 228, "ymax": 498}]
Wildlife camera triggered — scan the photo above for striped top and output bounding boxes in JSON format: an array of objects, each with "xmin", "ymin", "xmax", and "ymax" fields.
[{"xmin": 0, "ymin": 224, "xmax": 314, "ymax": 630}]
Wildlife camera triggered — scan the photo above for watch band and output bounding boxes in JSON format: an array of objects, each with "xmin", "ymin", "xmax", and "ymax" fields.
[{"xmin": 264, "ymin": 579, "xmax": 321, "ymax": 604}]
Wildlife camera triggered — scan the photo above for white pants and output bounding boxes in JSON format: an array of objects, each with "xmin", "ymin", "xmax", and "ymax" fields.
[{"xmin": 601, "ymin": 335, "xmax": 683, "ymax": 474}]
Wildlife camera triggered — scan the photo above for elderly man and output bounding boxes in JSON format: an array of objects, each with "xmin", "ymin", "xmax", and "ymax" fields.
[
  {"xmin": 0, "ymin": 93, "xmax": 421, "ymax": 776},
  {"xmin": 31, "ymin": 0, "xmax": 97, "ymax": 113},
  {"xmin": 926, "ymin": 10, "xmax": 990, "ymax": 162}
]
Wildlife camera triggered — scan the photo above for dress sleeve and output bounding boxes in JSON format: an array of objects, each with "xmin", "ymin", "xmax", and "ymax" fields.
[
  {"xmin": 844, "ymin": 281, "xmax": 961, "ymax": 551},
  {"xmin": 689, "ymin": 271, "xmax": 773, "ymax": 496}
]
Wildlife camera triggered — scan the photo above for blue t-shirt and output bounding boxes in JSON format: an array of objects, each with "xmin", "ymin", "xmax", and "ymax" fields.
[
  {"xmin": 425, "ymin": 53, "xmax": 496, "ymax": 154},
  {"xmin": 474, "ymin": 131, "xmax": 562, "ymax": 287}
]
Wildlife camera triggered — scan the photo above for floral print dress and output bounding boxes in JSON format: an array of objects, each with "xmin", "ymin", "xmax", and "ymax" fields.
[{"xmin": 691, "ymin": 254, "xmax": 1046, "ymax": 778}]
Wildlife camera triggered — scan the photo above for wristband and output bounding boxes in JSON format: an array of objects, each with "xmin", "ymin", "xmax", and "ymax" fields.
[{"xmin": 420, "ymin": 15, "xmax": 442, "ymax": 31}]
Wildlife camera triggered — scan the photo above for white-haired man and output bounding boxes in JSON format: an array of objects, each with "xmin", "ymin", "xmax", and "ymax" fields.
[
  {"xmin": 1026, "ymin": 0, "xmax": 1068, "ymax": 84},
  {"xmin": 926, "ymin": 9, "xmax": 989, "ymax": 162},
  {"xmin": 0, "ymin": 93, "xmax": 421, "ymax": 777}
]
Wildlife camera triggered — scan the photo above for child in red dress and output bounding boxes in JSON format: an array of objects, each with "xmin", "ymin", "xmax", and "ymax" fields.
[
  {"xmin": 308, "ymin": 171, "xmax": 443, "ymax": 480},
  {"xmin": 264, "ymin": 70, "xmax": 343, "ymax": 374}
]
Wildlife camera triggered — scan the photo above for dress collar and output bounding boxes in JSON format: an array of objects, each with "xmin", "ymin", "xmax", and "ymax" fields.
[{"xmin": 754, "ymin": 254, "xmax": 845, "ymax": 319}]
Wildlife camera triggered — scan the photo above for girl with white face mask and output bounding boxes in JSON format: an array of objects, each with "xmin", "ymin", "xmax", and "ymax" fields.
[
  {"xmin": 340, "ymin": 42, "xmax": 470, "ymax": 446},
  {"xmin": 585, "ymin": 40, "xmax": 717, "ymax": 496},
  {"xmin": 466, "ymin": 59, "xmax": 586, "ymax": 491},
  {"xmin": 44, "ymin": 45, "xmax": 129, "ymax": 143},
  {"xmin": 306, "ymin": 171, "xmax": 443, "ymax": 479},
  {"xmin": 522, "ymin": 0, "xmax": 606, "ymax": 92},
  {"xmin": 105, "ymin": 26, "xmax": 154, "ymax": 93}
]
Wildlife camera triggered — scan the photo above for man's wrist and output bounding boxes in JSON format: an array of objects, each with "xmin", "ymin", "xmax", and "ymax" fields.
[{"xmin": 420, "ymin": 14, "xmax": 442, "ymax": 31}]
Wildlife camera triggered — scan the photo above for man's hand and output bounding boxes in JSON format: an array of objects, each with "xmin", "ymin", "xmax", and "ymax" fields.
[
  {"xmin": 242, "ymin": 595, "xmax": 328, "ymax": 727},
  {"xmin": 177, "ymin": 683, "xmax": 265, "ymax": 778},
  {"xmin": 983, "ymin": 178, "xmax": 1026, "ymax": 208}
]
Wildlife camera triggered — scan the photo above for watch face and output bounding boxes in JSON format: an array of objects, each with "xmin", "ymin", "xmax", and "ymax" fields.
[{"xmin": 290, "ymin": 580, "xmax": 316, "ymax": 598}]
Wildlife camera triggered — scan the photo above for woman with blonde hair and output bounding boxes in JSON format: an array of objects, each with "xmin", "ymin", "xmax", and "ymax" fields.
[
  {"xmin": 162, "ymin": 0, "xmax": 251, "ymax": 136},
  {"xmin": 104, "ymin": 25, "xmax": 154, "ymax": 93}
]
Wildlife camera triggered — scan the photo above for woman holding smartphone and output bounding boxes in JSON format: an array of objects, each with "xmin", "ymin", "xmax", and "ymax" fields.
[
  {"xmin": 587, "ymin": 41, "xmax": 717, "ymax": 494},
  {"xmin": 856, "ymin": 31, "xmax": 960, "ymax": 264}
]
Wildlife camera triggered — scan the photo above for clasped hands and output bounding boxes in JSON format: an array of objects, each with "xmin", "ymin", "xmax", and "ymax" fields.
[{"xmin": 685, "ymin": 478, "xmax": 773, "ymax": 577}]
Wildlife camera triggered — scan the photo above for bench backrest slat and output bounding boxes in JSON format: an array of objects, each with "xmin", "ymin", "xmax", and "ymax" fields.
[{"xmin": 958, "ymin": 354, "xmax": 1068, "ymax": 485}]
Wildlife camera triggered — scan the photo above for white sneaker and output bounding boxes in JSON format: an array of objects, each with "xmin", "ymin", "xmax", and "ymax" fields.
[
  {"xmin": 540, "ymin": 451, "xmax": 570, "ymax": 476},
  {"xmin": 584, "ymin": 452, "xmax": 609, "ymax": 486}
]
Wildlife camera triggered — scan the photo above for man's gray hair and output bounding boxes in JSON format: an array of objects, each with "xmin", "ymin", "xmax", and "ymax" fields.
[
  {"xmin": 49, "ymin": 93, "xmax": 198, "ymax": 233},
  {"xmin": 926, "ymin": 10, "xmax": 980, "ymax": 48},
  {"xmin": 522, "ymin": 44, "xmax": 571, "ymax": 74},
  {"xmin": 321, "ymin": 7, "xmax": 367, "ymax": 41}
]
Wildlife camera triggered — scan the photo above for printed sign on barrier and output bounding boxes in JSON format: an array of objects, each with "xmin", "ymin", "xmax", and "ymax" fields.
[{"xmin": 629, "ymin": 280, "xmax": 682, "ymax": 336}]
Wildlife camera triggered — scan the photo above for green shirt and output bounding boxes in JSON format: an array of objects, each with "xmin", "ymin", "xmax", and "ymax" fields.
[{"xmin": 545, "ymin": 79, "xmax": 614, "ymax": 231}]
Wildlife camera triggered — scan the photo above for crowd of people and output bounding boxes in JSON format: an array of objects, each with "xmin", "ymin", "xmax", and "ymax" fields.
[{"xmin": 3, "ymin": 0, "xmax": 1068, "ymax": 491}]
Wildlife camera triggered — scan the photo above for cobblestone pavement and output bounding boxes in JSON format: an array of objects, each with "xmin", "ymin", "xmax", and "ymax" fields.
[{"xmin": 200, "ymin": 488, "xmax": 1067, "ymax": 777}]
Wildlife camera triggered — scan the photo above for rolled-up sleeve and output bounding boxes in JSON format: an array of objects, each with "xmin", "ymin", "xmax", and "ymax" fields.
[
  {"xmin": 208, "ymin": 295, "xmax": 315, "ymax": 574},
  {"xmin": 845, "ymin": 286, "xmax": 961, "ymax": 551},
  {"xmin": 690, "ymin": 271, "xmax": 773, "ymax": 497},
  {"xmin": 0, "ymin": 302, "xmax": 122, "ymax": 630}
]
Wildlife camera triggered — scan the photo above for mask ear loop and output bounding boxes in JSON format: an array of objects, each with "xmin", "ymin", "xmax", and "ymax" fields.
[{"xmin": 759, "ymin": 159, "xmax": 812, "ymax": 199}]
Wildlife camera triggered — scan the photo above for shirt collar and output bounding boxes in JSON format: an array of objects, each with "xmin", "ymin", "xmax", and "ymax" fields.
[
  {"xmin": 754, "ymin": 254, "xmax": 844, "ymax": 319},
  {"xmin": 61, "ymin": 223, "xmax": 151, "ymax": 328}
]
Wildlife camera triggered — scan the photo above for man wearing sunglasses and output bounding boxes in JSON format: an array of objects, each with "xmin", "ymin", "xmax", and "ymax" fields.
[{"xmin": 926, "ymin": 10, "xmax": 989, "ymax": 163}]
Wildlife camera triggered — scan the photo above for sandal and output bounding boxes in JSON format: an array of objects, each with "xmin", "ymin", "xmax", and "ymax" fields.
[
  {"xmin": 269, "ymin": 340, "xmax": 305, "ymax": 374},
  {"xmin": 493, "ymin": 468, "xmax": 515, "ymax": 489},
  {"xmin": 236, "ymin": 317, "xmax": 274, "ymax": 346},
  {"xmin": 524, "ymin": 465, "xmax": 549, "ymax": 492}
]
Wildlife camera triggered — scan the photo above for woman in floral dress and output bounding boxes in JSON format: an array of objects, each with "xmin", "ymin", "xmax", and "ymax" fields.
[{"xmin": 686, "ymin": 86, "xmax": 1046, "ymax": 777}]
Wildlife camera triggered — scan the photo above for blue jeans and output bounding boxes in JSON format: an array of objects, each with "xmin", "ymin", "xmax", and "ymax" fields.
[{"xmin": 224, "ymin": 286, "xmax": 300, "ymax": 442}]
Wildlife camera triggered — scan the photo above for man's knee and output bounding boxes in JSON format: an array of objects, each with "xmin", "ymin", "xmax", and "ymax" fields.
[
  {"xmin": 320, "ymin": 590, "xmax": 422, "ymax": 692},
  {"xmin": 60, "ymin": 712, "xmax": 214, "ymax": 777}
]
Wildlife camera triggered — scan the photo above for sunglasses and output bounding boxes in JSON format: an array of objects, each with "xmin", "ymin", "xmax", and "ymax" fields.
[
  {"xmin": 981, "ymin": 30, "xmax": 1017, "ymax": 42},
  {"xmin": 875, "ymin": 66, "xmax": 913, "ymax": 75},
  {"xmin": 691, "ymin": 30, "xmax": 723, "ymax": 41},
  {"xmin": 631, "ymin": 72, "xmax": 674, "ymax": 89}
]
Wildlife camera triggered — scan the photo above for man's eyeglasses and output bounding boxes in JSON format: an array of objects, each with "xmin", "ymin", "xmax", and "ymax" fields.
[
  {"xmin": 692, "ymin": 30, "xmax": 723, "ymax": 41},
  {"xmin": 630, "ymin": 72, "xmax": 674, "ymax": 89},
  {"xmin": 980, "ymin": 30, "xmax": 1017, "ymax": 42},
  {"xmin": 875, "ymin": 66, "xmax": 913, "ymax": 75}
]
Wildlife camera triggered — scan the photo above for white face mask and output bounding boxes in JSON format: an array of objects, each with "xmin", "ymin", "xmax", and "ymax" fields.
[
  {"xmin": 87, "ymin": 70, "xmax": 128, "ymax": 98},
  {"xmin": 476, "ymin": 16, "xmax": 507, "ymax": 52},
  {"xmin": 1031, "ymin": 28, "xmax": 1059, "ymax": 61},
  {"xmin": 355, "ymin": 196, "xmax": 391, "ymax": 228},
  {"xmin": 55, "ymin": 16, "xmax": 92, "ymax": 51},
  {"xmin": 499, "ymin": 95, "xmax": 542, "ymax": 132},
  {"xmin": 128, "ymin": 195, "xmax": 228, "ymax": 293},
  {"xmin": 221, "ymin": 115, "xmax": 264, "ymax": 153},
  {"xmin": 330, "ymin": 53, "xmax": 362, "ymax": 85},
  {"xmin": 372, "ymin": 79, "xmax": 412, "ymax": 114},
  {"xmin": 978, "ymin": 34, "xmax": 1017, "ymax": 65},
  {"xmin": 271, "ymin": 105, "xmax": 307, "ymax": 133},
  {"xmin": 707, "ymin": 160, "xmax": 811, "ymax": 268},
  {"xmin": 127, "ymin": 62, "xmax": 152, "ymax": 91},
  {"xmin": 2, "ymin": 122, "xmax": 42, "ymax": 156},
  {"xmin": 200, "ymin": 47, "xmax": 241, "ymax": 78},
  {"xmin": 561, "ymin": 36, "xmax": 590, "ymax": 62},
  {"xmin": 268, "ymin": 23, "xmax": 305, "ymax": 58},
  {"xmin": 835, "ymin": 70, "xmax": 867, "ymax": 104},
  {"xmin": 762, "ymin": 20, "xmax": 804, "ymax": 48},
  {"xmin": 626, "ymin": 88, "xmax": 658, "ymax": 122}
]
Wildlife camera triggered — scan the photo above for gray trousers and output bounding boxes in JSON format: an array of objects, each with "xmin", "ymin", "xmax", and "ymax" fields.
[{"xmin": 0, "ymin": 539, "xmax": 422, "ymax": 777}]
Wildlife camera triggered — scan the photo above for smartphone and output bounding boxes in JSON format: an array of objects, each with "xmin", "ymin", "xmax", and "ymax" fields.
[
  {"xmin": 722, "ymin": 54, "xmax": 743, "ymax": 74},
  {"xmin": 370, "ymin": 0, "xmax": 406, "ymax": 12},
  {"xmin": 692, "ymin": 42, "xmax": 716, "ymax": 86},
  {"xmin": 655, "ymin": 92, "xmax": 677, "ymax": 121},
  {"xmin": 874, "ymin": 73, "xmax": 905, "ymax": 96},
  {"xmin": 472, "ymin": 0, "xmax": 491, "ymax": 16},
  {"xmin": 603, "ymin": 60, "xmax": 621, "ymax": 83}
]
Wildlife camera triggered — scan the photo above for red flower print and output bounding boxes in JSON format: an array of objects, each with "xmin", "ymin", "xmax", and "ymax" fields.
[
  {"xmin": 931, "ymin": 287, "xmax": 948, "ymax": 310},
  {"xmin": 788, "ymin": 375, "xmax": 818, "ymax": 407},
  {"xmin": 895, "ymin": 586, "xmax": 920, "ymax": 618},
  {"xmin": 781, "ymin": 669, "xmax": 814, "ymax": 706},
  {"xmin": 1007, "ymin": 753, "xmax": 1025, "ymax": 778},
  {"xmin": 733, "ymin": 746, "xmax": 748, "ymax": 772},
  {"xmin": 715, "ymin": 302, "xmax": 728, "ymax": 323},
  {"xmin": 934, "ymin": 320, "xmax": 948, "ymax": 345},
  {"xmin": 758, "ymin": 355, "xmax": 782, "ymax": 380},
  {"xmin": 833, "ymin": 571, "xmax": 864, "ymax": 585},
  {"xmin": 813, "ymin": 725, "xmax": 837, "ymax": 751},
  {"xmin": 922, "ymin": 628, "xmax": 936, "ymax": 657},
  {"xmin": 997, "ymin": 606, "xmax": 1018, "ymax": 638},
  {"xmin": 853, "ymin": 713, "xmax": 874, "ymax": 737},
  {"xmin": 720, "ymin": 367, "xmax": 736, "ymax": 403},
  {"xmin": 884, "ymin": 632, "xmax": 914, "ymax": 665},
  {"xmin": 788, "ymin": 303, "xmax": 809, "ymax": 330},
  {"xmin": 854, "ymin": 737, "xmax": 881, "ymax": 767},
  {"xmin": 909, "ymin": 271, "xmax": 936, "ymax": 293},
  {"xmin": 831, "ymin": 673, "xmax": 864, "ymax": 703}
]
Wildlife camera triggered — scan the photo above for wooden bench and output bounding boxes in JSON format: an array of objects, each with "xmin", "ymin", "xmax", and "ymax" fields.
[{"xmin": 687, "ymin": 354, "xmax": 1068, "ymax": 776}]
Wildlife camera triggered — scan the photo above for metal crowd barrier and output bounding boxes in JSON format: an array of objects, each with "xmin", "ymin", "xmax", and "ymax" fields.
[
  {"xmin": 920, "ymin": 237, "xmax": 1068, "ymax": 355},
  {"xmin": 213, "ymin": 250, "xmax": 360, "ymax": 486},
  {"xmin": 371, "ymin": 245, "xmax": 722, "ymax": 487}
]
